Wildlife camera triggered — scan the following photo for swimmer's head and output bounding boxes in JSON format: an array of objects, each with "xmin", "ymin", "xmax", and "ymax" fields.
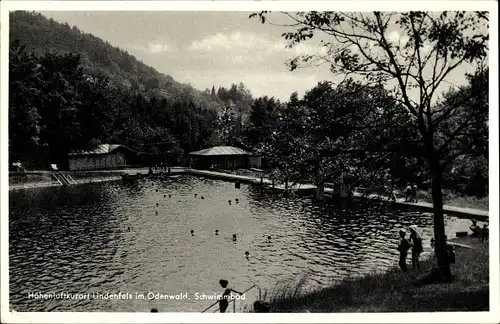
[
  {"xmin": 219, "ymin": 279, "xmax": 228, "ymax": 288},
  {"xmin": 151, "ymin": 308, "xmax": 158, "ymax": 313}
]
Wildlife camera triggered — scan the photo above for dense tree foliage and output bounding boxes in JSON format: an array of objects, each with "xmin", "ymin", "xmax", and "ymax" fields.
[
  {"xmin": 9, "ymin": 11, "xmax": 258, "ymax": 168},
  {"xmin": 250, "ymin": 10, "xmax": 489, "ymax": 279},
  {"xmin": 9, "ymin": 40, "xmax": 218, "ymax": 168}
]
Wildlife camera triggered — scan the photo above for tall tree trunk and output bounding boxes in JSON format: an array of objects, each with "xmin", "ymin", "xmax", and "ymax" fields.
[
  {"xmin": 316, "ymin": 181, "xmax": 325, "ymax": 200},
  {"xmin": 430, "ymin": 162, "xmax": 452, "ymax": 279}
]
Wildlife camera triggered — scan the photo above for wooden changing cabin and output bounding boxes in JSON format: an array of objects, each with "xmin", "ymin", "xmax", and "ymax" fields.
[{"xmin": 68, "ymin": 144, "xmax": 136, "ymax": 171}]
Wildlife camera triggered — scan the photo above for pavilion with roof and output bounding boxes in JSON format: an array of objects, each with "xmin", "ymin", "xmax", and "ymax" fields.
[{"xmin": 188, "ymin": 146, "xmax": 250, "ymax": 170}]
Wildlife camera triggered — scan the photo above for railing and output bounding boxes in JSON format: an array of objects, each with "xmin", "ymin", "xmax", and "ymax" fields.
[
  {"xmin": 51, "ymin": 173, "xmax": 77, "ymax": 186},
  {"xmin": 201, "ymin": 284, "xmax": 262, "ymax": 313}
]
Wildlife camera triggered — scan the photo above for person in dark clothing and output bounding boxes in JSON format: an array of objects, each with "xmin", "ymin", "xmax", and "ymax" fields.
[
  {"xmin": 218, "ymin": 279, "xmax": 243, "ymax": 313},
  {"xmin": 481, "ymin": 224, "xmax": 489, "ymax": 242},
  {"xmin": 411, "ymin": 183, "xmax": 418, "ymax": 202},
  {"xmin": 405, "ymin": 184, "xmax": 412, "ymax": 202},
  {"xmin": 408, "ymin": 225, "xmax": 423, "ymax": 270},
  {"xmin": 470, "ymin": 219, "xmax": 482, "ymax": 237},
  {"xmin": 397, "ymin": 229, "xmax": 410, "ymax": 272},
  {"xmin": 253, "ymin": 300, "xmax": 270, "ymax": 313}
]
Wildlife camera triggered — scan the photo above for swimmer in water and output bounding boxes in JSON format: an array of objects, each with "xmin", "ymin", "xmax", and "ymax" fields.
[
  {"xmin": 151, "ymin": 308, "xmax": 158, "ymax": 313},
  {"xmin": 127, "ymin": 227, "xmax": 130, "ymax": 231},
  {"xmin": 155, "ymin": 211, "xmax": 158, "ymax": 215},
  {"xmin": 267, "ymin": 236, "xmax": 271, "ymax": 242},
  {"xmin": 156, "ymin": 203, "xmax": 159, "ymax": 207},
  {"xmin": 233, "ymin": 234, "xmax": 237, "ymax": 241},
  {"xmin": 228, "ymin": 200, "xmax": 232, "ymax": 205},
  {"xmin": 245, "ymin": 251, "xmax": 249, "ymax": 259},
  {"xmin": 195, "ymin": 193, "xmax": 198, "ymax": 198},
  {"xmin": 215, "ymin": 230, "xmax": 219, "ymax": 236},
  {"xmin": 169, "ymin": 194, "xmax": 171, "ymax": 198},
  {"xmin": 164, "ymin": 194, "xmax": 166, "ymax": 198},
  {"xmin": 235, "ymin": 198, "xmax": 239, "ymax": 204},
  {"xmin": 201, "ymin": 196, "xmax": 205, "ymax": 199},
  {"xmin": 191, "ymin": 230, "xmax": 194, "ymax": 236}
]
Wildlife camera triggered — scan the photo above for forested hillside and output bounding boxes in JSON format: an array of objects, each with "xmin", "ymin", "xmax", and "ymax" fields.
[
  {"xmin": 10, "ymin": 11, "xmax": 225, "ymax": 110},
  {"xmin": 9, "ymin": 11, "xmax": 254, "ymax": 168}
]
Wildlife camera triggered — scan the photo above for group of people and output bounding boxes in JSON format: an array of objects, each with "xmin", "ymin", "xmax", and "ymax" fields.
[
  {"xmin": 397, "ymin": 225, "xmax": 423, "ymax": 272},
  {"xmin": 398, "ymin": 219, "xmax": 488, "ymax": 272},
  {"xmin": 382, "ymin": 173, "xmax": 419, "ymax": 203},
  {"xmin": 404, "ymin": 183, "xmax": 419, "ymax": 203},
  {"xmin": 148, "ymin": 163, "xmax": 171, "ymax": 176}
]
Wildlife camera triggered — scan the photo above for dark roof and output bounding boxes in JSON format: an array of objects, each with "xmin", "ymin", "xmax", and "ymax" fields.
[
  {"xmin": 69, "ymin": 144, "xmax": 134, "ymax": 156},
  {"xmin": 189, "ymin": 146, "xmax": 249, "ymax": 156}
]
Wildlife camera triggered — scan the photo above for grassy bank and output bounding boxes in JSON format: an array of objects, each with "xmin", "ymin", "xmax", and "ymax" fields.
[
  {"xmin": 422, "ymin": 191, "xmax": 488, "ymax": 211},
  {"xmin": 392, "ymin": 188, "xmax": 489, "ymax": 211},
  {"xmin": 8, "ymin": 170, "xmax": 137, "ymax": 186},
  {"xmin": 8, "ymin": 173, "xmax": 53, "ymax": 185},
  {"xmin": 262, "ymin": 237, "xmax": 488, "ymax": 312}
]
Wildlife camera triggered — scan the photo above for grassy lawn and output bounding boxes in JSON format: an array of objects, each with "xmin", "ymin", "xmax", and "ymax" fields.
[
  {"xmin": 262, "ymin": 236, "xmax": 489, "ymax": 312},
  {"xmin": 389, "ymin": 187, "xmax": 489, "ymax": 211},
  {"xmin": 9, "ymin": 173, "xmax": 53, "ymax": 185},
  {"xmin": 418, "ymin": 190, "xmax": 489, "ymax": 211}
]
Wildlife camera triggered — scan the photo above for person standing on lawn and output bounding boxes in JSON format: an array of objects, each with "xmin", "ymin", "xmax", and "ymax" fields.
[
  {"xmin": 408, "ymin": 225, "xmax": 423, "ymax": 270},
  {"xmin": 405, "ymin": 184, "xmax": 412, "ymax": 202},
  {"xmin": 397, "ymin": 229, "xmax": 411, "ymax": 272}
]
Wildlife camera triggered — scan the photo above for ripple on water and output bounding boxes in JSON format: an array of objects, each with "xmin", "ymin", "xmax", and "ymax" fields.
[{"xmin": 9, "ymin": 176, "xmax": 472, "ymax": 312}]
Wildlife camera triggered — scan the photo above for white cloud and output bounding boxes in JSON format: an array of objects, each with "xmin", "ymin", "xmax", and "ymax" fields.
[
  {"xmin": 148, "ymin": 43, "xmax": 174, "ymax": 54},
  {"xmin": 189, "ymin": 31, "xmax": 328, "ymax": 57},
  {"xmin": 189, "ymin": 32, "xmax": 263, "ymax": 51},
  {"xmin": 129, "ymin": 42, "xmax": 175, "ymax": 54},
  {"xmin": 387, "ymin": 30, "xmax": 409, "ymax": 47},
  {"xmin": 291, "ymin": 42, "xmax": 329, "ymax": 56}
]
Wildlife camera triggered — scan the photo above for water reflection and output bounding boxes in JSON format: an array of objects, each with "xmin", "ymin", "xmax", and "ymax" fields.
[{"xmin": 10, "ymin": 175, "xmax": 470, "ymax": 312}]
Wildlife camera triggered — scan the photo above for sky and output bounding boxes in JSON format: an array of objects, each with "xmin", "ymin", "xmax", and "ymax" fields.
[
  {"xmin": 39, "ymin": 11, "xmax": 334, "ymax": 101},
  {"xmin": 38, "ymin": 11, "xmax": 486, "ymax": 102}
]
